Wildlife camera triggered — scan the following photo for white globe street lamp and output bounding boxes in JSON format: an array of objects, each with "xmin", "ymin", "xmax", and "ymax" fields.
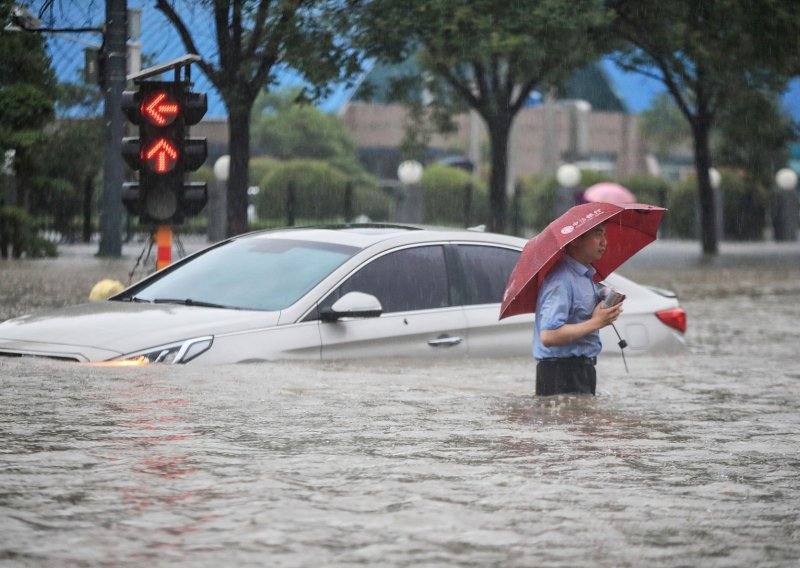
[
  {"xmin": 397, "ymin": 160, "xmax": 423, "ymax": 185},
  {"xmin": 395, "ymin": 160, "xmax": 424, "ymax": 223},
  {"xmin": 775, "ymin": 167, "xmax": 798, "ymax": 191},
  {"xmin": 556, "ymin": 163, "xmax": 581, "ymax": 189},
  {"xmin": 209, "ymin": 155, "xmax": 230, "ymax": 242},
  {"xmin": 773, "ymin": 167, "xmax": 799, "ymax": 242},
  {"xmin": 213, "ymin": 155, "xmax": 230, "ymax": 182},
  {"xmin": 708, "ymin": 167, "xmax": 721, "ymax": 189},
  {"xmin": 554, "ymin": 164, "xmax": 582, "ymax": 217}
]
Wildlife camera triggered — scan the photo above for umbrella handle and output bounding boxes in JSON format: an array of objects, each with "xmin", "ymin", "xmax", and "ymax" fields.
[{"xmin": 611, "ymin": 323, "xmax": 629, "ymax": 374}]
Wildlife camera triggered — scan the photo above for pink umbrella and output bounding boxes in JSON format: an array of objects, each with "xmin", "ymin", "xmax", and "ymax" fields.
[{"xmin": 583, "ymin": 182, "xmax": 636, "ymax": 204}]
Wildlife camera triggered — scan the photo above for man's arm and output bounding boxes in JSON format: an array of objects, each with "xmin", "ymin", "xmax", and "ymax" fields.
[{"xmin": 540, "ymin": 302, "xmax": 623, "ymax": 347}]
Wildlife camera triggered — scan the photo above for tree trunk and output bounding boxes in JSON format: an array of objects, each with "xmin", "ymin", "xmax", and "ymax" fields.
[
  {"xmin": 692, "ymin": 117, "xmax": 719, "ymax": 255},
  {"xmin": 226, "ymin": 104, "xmax": 252, "ymax": 238},
  {"xmin": 487, "ymin": 118, "xmax": 511, "ymax": 234}
]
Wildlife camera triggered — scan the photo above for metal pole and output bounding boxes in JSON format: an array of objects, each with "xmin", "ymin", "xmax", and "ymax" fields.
[
  {"xmin": 155, "ymin": 224, "xmax": 172, "ymax": 270},
  {"xmin": 98, "ymin": 0, "xmax": 127, "ymax": 257},
  {"xmin": 286, "ymin": 181, "xmax": 296, "ymax": 226}
]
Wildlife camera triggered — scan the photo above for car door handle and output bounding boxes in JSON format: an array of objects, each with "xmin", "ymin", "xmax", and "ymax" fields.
[{"xmin": 427, "ymin": 335, "xmax": 463, "ymax": 347}]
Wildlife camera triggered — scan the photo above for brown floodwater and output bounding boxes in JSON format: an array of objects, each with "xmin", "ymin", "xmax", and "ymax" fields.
[{"xmin": 1, "ymin": 238, "xmax": 799, "ymax": 566}]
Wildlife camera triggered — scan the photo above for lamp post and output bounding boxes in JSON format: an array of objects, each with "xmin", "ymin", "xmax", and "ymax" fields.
[
  {"xmin": 708, "ymin": 167, "xmax": 724, "ymax": 242},
  {"xmin": 555, "ymin": 163, "xmax": 581, "ymax": 217},
  {"xmin": 396, "ymin": 160, "xmax": 424, "ymax": 224},
  {"xmin": 209, "ymin": 155, "xmax": 229, "ymax": 242},
  {"xmin": 773, "ymin": 167, "xmax": 798, "ymax": 241}
]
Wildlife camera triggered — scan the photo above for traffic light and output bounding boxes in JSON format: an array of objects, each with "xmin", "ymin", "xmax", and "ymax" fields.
[{"xmin": 121, "ymin": 81, "xmax": 208, "ymax": 224}]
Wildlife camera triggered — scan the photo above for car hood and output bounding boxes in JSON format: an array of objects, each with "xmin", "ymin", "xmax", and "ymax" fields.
[{"xmin": 0, "ymin": 301, "xmax": 280, "ymax": 362}]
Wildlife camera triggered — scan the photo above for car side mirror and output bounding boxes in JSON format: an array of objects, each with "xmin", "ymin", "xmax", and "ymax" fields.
[{"xmin": 320, "ymin": 292, "xmax": 383, "ymax": 322}]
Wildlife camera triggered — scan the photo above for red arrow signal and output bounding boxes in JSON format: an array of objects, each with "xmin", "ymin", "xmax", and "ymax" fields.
[
  {"xmin": 141, "ymin": 92, "xmax": 179, "ymax": 126},
  {"xmin": 142, "ymin": 138, "xmax": 179, "ymax": 173}
]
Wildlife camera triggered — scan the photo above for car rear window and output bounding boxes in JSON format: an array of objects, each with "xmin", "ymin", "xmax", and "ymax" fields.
[{"xmin": 456, "ymin": 245, "xmax": 520, "ymax": 305}]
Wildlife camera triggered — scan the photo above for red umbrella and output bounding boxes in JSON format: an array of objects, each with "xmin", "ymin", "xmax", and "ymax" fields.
[
  {"xmin": 499, "ymin": 202, "xmax": 666, "ymax": 320},
  {"xmin": 583, "ymin": 182, "xmax": 636, "ymax": 204}
]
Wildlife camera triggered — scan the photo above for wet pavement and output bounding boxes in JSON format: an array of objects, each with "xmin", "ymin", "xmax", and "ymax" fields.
[{"xmin": 1, "ymin": 237, "xmax": 800, "ymax": 566}]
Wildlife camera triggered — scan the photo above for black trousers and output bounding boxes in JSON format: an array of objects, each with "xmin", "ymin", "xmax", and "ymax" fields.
[{"xmin": 536, "ymin": 357, "xmax": 597, "ymax": 396}]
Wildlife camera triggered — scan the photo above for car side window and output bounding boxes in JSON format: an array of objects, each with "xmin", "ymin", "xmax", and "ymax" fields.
[
  {"xmin": 457, "ymin": 245, "xmax": 520, "ymax": 305},
  {"xmin": 326, "ymin": 245, "xmax": 450, "ymax": 314}
]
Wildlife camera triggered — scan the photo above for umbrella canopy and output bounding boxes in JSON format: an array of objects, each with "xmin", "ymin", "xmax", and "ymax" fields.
[
  {"xmin": 583, "ymin": 182, "xmax": 636, "ymax": 204},
  {"xmin": 500, "ymin": 202, "xmax": 665, "ymax": 320}
]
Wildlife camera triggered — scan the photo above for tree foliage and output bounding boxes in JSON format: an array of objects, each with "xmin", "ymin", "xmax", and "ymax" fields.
[
  {"xmin": 639, "ymin": 93, "xmax": 691, "ymax": 156},
  {"xmin": 355, "ymin": 0, "xmax": 613, "ymax": 234},
  {"xmin": 716, "ymin": 91, "xmax": 796, "ymax": 188},
  {"xmin": 610, "ymin": 0, "xmax": 800, "ymax": 253},
  {"xmin": 0, "ymin": 0, "xmax": 57, "ymax": 207},
  {"xmin": 158, "ymin": 0, "xmax": 363, "ymax": 237},
  {"xmin": 251, "ymin": 89, "xmax": 360, "ymax": 168}
]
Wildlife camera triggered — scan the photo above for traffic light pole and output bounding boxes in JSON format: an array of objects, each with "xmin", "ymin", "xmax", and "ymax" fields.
[
  {"xmin": 120, "ymin": 55, "xmax": 207, "ymax": 270},
  {"xmin": 155, "ymin": 224, "xmax": 172, "ymax": 270},
  {"xmin": 98, "ymin": 0, "xmax": 127, "ymax": 257}
]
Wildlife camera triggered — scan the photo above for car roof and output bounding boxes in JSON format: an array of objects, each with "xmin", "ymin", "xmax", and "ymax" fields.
[{"xmin": 232, "ymin": 223, "xmax": 527, "ymax": 250}]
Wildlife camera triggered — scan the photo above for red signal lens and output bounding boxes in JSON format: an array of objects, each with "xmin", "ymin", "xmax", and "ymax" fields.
[
  {"xmin": 141, "ymin": 91, "xmax": 179, "ymax": 126},
  {"xmin": 142, "ymin": 138, "xmax": 179, "ymax": 173},
  {"xmin": 656, "ymin": 308, "xmax": 687, "ymax": 334}
]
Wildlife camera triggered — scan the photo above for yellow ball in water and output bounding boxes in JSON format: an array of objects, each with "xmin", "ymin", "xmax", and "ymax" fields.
[{"xmin": 89, "ymin": 279, "xmax": 124, "ymax": 301}]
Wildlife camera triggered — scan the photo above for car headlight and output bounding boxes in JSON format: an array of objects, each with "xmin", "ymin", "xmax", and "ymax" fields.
[{"xmin": 113, "ymin": 336, "xmax": 214, "ymax": 365}]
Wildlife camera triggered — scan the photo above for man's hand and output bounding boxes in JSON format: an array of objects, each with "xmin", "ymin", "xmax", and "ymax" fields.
[
  {"xmin": 540, "ymin": 300, "xmax": 623, "ymax": 347},
  {"xmin": 591, "ymin": 301, "xmax": 623, "ymax": 329}
]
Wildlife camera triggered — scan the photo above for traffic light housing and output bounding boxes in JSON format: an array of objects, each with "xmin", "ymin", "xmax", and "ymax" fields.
[{"xmin": 121, "ymin": 81, "xmax": 208, "ymax": 224}]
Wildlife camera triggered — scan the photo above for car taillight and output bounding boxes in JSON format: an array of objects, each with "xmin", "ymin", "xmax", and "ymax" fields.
[{"xmin": 656, "ymin": 308, "xmax": 687, "ymax": 333}]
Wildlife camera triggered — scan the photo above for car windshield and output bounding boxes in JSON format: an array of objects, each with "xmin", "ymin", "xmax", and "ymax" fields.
[{"xmin": 128, "ymin": 237, "xmax": 360, "ymax": 311}]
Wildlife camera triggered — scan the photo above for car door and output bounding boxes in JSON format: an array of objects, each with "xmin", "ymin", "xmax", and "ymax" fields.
[
  {"xmin": 318, "ymin": 245, "xmax": 469, "ymax": 359},
  {"xmin": 454, "ymin": 244, "xmax": 533, "ymax": 357}
]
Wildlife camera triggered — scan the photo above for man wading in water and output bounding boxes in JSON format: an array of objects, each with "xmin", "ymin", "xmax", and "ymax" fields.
[{"xmin": 533, "ymin": 224, "xmax": 623, "ymax": 396}]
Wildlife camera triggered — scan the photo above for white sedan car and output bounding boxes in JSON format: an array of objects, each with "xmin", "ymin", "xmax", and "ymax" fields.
[{"xmin": 0, "ymin": 225, "xmax": 686, "ymax": 365}]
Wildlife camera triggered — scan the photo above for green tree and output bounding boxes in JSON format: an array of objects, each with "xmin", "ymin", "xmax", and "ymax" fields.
[
  {"xmin": 157, "ymin": 0, "xmax": 362, "ymax": 238},
  {"xmin": 610, "ymin": 0, "xmax": 800, "ymax": 254},
  {"xmin": 251, "ymin": 89, "xmax": 362, "ymax": 173},
  {"xmin": 29, "ymin": 83, "xmax": 104, "ymax": 242},
  {"xmin": 355, "ymin": 0, "xmax": 613, "ymax": 234},
  {"xmin": 0, "ymin": 0, "xmax": 57, "ymax": 209},
  {"xmin": 716, "ymin": 90, "xmax": 795, "ymax": 189},
  {"xmin": 639, "ymin": 93, "xmax": 691, "ymax": 157}
]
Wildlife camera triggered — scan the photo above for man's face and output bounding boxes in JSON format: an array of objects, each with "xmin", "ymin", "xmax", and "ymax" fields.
[{"xmin": 567, "ymin": 224, "xmax": 607, "ymax": 264}]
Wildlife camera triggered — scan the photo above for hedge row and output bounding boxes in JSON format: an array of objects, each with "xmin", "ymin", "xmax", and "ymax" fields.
[
  {"xmin": 219, "ymin": 158, "xmax": 773, "ymax": 240},
  {"xmin": 518, "ymin": 170, "xmax": 770, "ymax": 240}
]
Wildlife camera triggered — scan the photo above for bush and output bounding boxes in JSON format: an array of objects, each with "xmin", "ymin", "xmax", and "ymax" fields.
[
  {"xmin": 519, "ymin": 174, "xmax": 556, "ymax": 232},
  {"xmin": 0, "ymin": 206, "xmax": 57, "ymax": 258},
  {"xmin": 519, "ymin": 169, "xmax": 613, "ymax": 232},
  {"xmin": 720, "ymin": 171, "xmax": 768, "ymax": 240},
  {"xmin": 256, "ymin": 159, "xmax": 391, "ymax": 222},
  {"xmin": 421, "ymin": 164, "xmax": 487, "ymax": 226},
  {"xmin": 249, "ymin": 156, "xmax": 280, "ymax": 186},
  {"xmin": 665, "ymin": 171, "xmax": 768, "ymax": 241},
  {"xmin": 620, "ymin": 174, "xmax": 671, "ymax": 208},
  {"xmin": 353, "ymin": 182, "xmax": 393, "ymax": 222},
  {"xmin": 665, "ymin": 179, "xmax": 698, "ymax": 238}
]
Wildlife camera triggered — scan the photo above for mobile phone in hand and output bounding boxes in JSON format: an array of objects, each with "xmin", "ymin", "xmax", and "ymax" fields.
[{"xmin": 603, "ymin": 289, "xmax": 626, "ymax": 308}]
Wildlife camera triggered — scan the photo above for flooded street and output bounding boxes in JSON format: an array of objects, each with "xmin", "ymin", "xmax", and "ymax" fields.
[{"xmin": 1, "ymin": 239, "xmax": 800, "ymax": 566}]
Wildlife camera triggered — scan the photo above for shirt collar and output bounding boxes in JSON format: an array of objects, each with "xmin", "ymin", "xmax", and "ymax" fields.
[{"xmin": 563, "ymin": 253, "xmax": 596, "ymax": 279}]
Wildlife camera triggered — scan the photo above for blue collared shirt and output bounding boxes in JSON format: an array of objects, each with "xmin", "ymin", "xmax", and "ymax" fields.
[{"xmin": 533, "ymin": 255, "xmax": 602, "ymax": 360}]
